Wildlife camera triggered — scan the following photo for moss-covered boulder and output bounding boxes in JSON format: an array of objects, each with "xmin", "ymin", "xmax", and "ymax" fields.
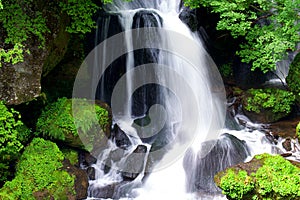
[
  {"xmin": 0, "ymin": 138, "xmax": 76, "ymax": 200},
  {"xmin": 242, "ymin": 88, "xmax": 295, "ymax": 123},
  {"xmin": 0, "ymin": 0, "xmax": 69, "ymax": 105},
  {"xmin": 287, "ymin": 53, "xmax": 300, "ymax": 105},
  {"xmin": 35, "ymin": 98, "xmax": 111, "ymax": 150},
  {"xmin": 215, "ymin": 153, "xmax": 300, "ymax": 200}
]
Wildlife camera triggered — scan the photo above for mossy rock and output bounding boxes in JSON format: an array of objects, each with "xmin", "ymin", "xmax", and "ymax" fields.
[
  {"xmin": 0, "ymin": 138, "xmax": 76, "ymax": 200},
  {"xmin": 35, "ymin": 97, "xmax": 111, "ymax": 150},
  {"xmin": 242, "ymin": 88, "xmax": 295, "ymax": 123},
  {"xmin": 287, "ymin": 53, "xmax": 300, "ymax": 105},
  {"xmin": 215, "ymin": 153, "xmax": 300, "ymax": 200}
]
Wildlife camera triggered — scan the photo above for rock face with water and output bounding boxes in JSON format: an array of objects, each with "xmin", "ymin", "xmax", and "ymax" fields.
[
  {"xmin": 184, "ymin": 133, "xmax": 249, "ymax": 193},
  {"xmin": 0, "ymin": 2, "xmax": 69, "ymax": 105}
]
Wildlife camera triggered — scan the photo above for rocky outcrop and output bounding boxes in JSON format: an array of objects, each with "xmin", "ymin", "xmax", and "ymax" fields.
[{"xmin": 0, "ymin": 1, "xmax": 70, "ymax": 105}]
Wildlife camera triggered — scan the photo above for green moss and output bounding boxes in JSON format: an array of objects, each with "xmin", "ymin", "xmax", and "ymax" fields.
[
  {"xmin": 244, "ymin": 88, "xmax": 295, "ymax": 114},
  {"xmin": 0, "ymin": 101, "xmax": 30, "ymax": 184},
  {"xmin": 35, "ymin": 98, "xmax": 110, "ymax": 149},
  {"xmin": 0, "ymin": 138, "xmax": 75, "ymax": 200},
  {"xmin": 217, "ymin": 154, "xmax": 300, "ymax": 200},
  {"xmin": 287, "ymin": 53, "xmax": 300, "ymax": 104},
  {"xmin": 62, "ymin": 148, "xmax": 78, "ymax": 166},
  {"xmin": 219, "ymin": 169, "xmax": 254, "ymax": 200}
]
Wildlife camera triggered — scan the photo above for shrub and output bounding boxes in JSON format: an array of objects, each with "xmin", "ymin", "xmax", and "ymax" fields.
[
  {"xmin": 219, "ymin": 169, "xmax": 254, "ymax": 200},
  {"xmin": 217, "ymin": 154, "xmax": 300, "ymax": 200},
  {"xmin": 0, "ymin": 101, "xmax": 30, "ymax": 184},
  {"xmin": 0, "ymin": 138, "xmax": 75, "ymax": 199},
  {"xmin": 35, "ymin": 98, "xmax": 110, "ymax": 149},
  {"xmin": 244, "ymin": 88, "xmax": 295, "ymax": 114}
]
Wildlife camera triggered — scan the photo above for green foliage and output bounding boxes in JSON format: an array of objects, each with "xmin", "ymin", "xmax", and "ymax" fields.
[
  {"xmin": 0, "ymin": 0, "xmax": 49, "ymax": 67},
  {"xmin": 286, "ymin": 53, "xmax": 300, "ymax": 103},
  {"xmin": 184, "ymin": 0, "xmax": 300, "ymax": 73},
  {"xmin": 220, "ymin": 169, "xmax": 254, "ymax": 199},
  {"xmin": 218, "ymin": 154, "xmax": 300, "ymax": 199},
  {"xmin": 254, "ymin": 154, "xmax": 300, "ymax": 199},
  {"xmin": 0, "ymin": 101, "xmax": 30, "ymax": 184},
  {"xmin": 245, "ymin": 88, "xmax": 295, "ymax": 114},
  {"xmin": 59, "ymin": 0, "xmax": 98, "ymax": 34},
  {"xmin": 219, "ymin": 63, "xmax": 233, "ymax": 78},
  {"xmin": 0, "ymin": 138, "xmax": 76, "ymax": 199},
  {"xmin": 62, "ymin": 148, "xmax": 78, "ymax": 165},
  {"xmin": 36, "ymin": 98, "xmax": 110, "ymax": 145}
]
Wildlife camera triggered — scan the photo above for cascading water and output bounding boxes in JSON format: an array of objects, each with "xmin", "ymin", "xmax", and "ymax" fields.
[{"xmin": 72, "ymin": 0, "xmax": 300, "ymax": 200}]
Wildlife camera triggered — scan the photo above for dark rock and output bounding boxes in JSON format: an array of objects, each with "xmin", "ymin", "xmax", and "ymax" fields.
[
  {"xmin": 268, "ymin": 116, "xmax": 300, "ymax": 138},
  {"xmin": 79, "ymin": 151, "xmax": 97, "ymax": 166},
  {"xmin": 89, "ymin": 181, "xmax": 131, "ymax": 199},
  {"xmin": 122, "ymin": 145, "xmax": 148, "ymax": 179},
  {"xmin": 111, "ymin": 124, "xmax": 132, "ymax": 149},
  {"xmin": 281, "ymin": 152, "xmax": 293, "ymax": 157},
  {"xmin": 282, "ymin": 138, "xmax": 292, "ymax": 151},
  {"xmin": 0, "ymin": 2, "xmax": 69, "ymax": 105},
  {"xmin": 63, "ymin": 159, "xmax": 89, "ymax": 200},
  {"xmin": 184, "ymin": 133, "xmax": 250, "ymax": 193},
  {"xmin": 86, "ymin": 167, "xmax": 96, "ymax": 180}
]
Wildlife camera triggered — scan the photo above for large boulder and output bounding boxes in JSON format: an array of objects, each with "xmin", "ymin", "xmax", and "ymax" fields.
[{"xmin": 0, "ymin": 1, "xmax": 70, "ymax": 105}]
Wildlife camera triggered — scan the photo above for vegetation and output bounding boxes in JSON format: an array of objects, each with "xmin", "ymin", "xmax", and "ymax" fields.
[
  {"xmin": 244, "ymin": 88, "xmax": 295, "ymax": 114},
  {"xmin": 0, "ymin": 101, "xmax": 30, "ymax": 184},
  {"xmin": 217, "ymin": 153, "xmax": 300, "ymax": 199},
  {"xmin": 0, "ymin": 0, "xmax": 98, "ymax": 67},
  {"xmin": 219, "ymin": 169, "xmax": 254, "ymax": 199},
  {"xmin": 184, "ymin": 0, "xmax": 300, "ymax": 73},
  {"xmin": 35, "ymin": 98, "xmax": 110, "ymax": 149},
  {"xmin": 286, "ymin": 53, "xmax": 300, "ymax": 104},
  {"xmin": 0, "ymin": 138, "xmax": 76, "ymax": 199}
]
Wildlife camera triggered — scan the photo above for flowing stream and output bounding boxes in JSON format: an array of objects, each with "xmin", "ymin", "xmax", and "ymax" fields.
[{"xmin": 79, "ymin": 0, "xmax": 300, "ymax": 199}]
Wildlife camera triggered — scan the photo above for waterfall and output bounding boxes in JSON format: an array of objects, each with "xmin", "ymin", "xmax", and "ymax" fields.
[{"xmin": 72, "ymin": 0, "xmax": 258, "ymax": 199}]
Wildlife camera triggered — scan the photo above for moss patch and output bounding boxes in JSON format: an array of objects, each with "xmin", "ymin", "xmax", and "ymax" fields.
[
  {"xmin": 0, "ymin": 138, "xmax": 76, "ymax": 200},
  {"xmin": 215, "ymin": 153, "xmax": 300, "ymax": 200}
]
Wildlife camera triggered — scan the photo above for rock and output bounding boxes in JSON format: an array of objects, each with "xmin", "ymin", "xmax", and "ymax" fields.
[
  {"xmin": 121, "ymin": 145, "xmax": 148, "ymax": 180},
  {"xmin": 0, "ymin": 2, "xmax": 70, "ymax": 105},
  {"xmin": 268, "ymin": 116, "xmax": 300, "ymax": 138},
  {"xmin": 86, "ymin": 167, "xmax": 96, "ymax": 180},
  {"xmin": 79, "ymin": 151, "xmax": 97, "ymax": 166},
  {"xmin": 89, "ymin": 181, "xmax": 131, "ymax": 199},
  {"xmin": 282, "ymin": 137, "xmax": 292, "ymax": 151},
  {"xmin": 184, "ymin": 133, "xmax": 250, "ymax": 193},
  {"xmin": 111, "ymin": 124, "xmax": 132, "ymax": 149},
  {"xmin": 63, "ymin": 159, "xmax": 89, "ymax": 200}
]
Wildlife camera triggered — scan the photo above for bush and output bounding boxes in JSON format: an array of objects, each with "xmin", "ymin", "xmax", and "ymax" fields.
[
  {"xmin": 219, "ymin": 169, "xmax": 254, "ymax": 200},
  {"xmin": 216, "ymin": 154, "xmax": 300, "ymax": 200},
  {"xmin": 35, "ymin": 98, "xmax": 110, "ymax": 149},
  {"xmin": 0, "ymin": 138, "xmax": 76, "ymax": 199},
  {"xmin": 0, "ymin": 101, "xmax": 30, "ymax": 184}
]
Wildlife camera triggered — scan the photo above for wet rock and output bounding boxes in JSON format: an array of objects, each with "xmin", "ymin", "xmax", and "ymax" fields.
[
  {"xmin": 63, "ymin": 159, "xmax": 89, "ymax": 200},
  {"xmin": 269, "ymin": 116, "xmax": 300, "ymax": 138},
  {"xmin": 184, "ymin": 133, "xmax": 250, "ymax": 193},
  {"xmin": 90, "ymin": 181, "xmax": 131, "ymax": 199},
  {"xmin": 111, "ymin": 124, "xmax": 132, "ymax": 149},
  {"xmin": 79, "ymin": 151, "xmax": 97, "ymax": 166},
  {"xmin": 122, "ymin": 145, "xmax": 148, "ymax": 180},
  {"xmin": 282, "ymin": 138, "xmax": 292, "ymax": 151},
  {"xmin": 86, "ymin": 167, "xmax": 96, "ymax": 180}
]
